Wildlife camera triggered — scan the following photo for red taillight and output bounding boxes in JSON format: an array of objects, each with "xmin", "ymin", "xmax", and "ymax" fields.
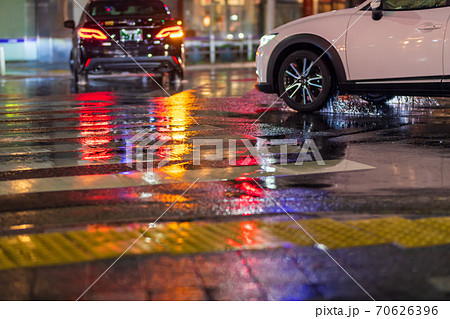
[
  {"xmin": 155, "ymin": 26, "xmax": 183, "ymax": 39},
  {"xmin": 78, "ymin": 28, "xmax": 108, "ymax": 40}
]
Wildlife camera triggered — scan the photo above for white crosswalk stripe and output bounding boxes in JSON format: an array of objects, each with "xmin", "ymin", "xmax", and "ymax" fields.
[{"xmin": 0, "ymin": 160, "xmax": 374, "ymax": 195}]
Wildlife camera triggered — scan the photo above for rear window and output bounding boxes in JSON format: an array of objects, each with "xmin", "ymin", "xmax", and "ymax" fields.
[{"xmin": 88, "ymin": 1, "xmax": 170, "ymax": 17}]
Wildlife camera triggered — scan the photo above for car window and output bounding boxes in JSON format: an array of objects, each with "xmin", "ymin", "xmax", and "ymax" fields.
[
  {"xmin": 89, "ymin": 1, "xmax": 169, "ymax": 17},
  {"xmin": 383, "ymin": 0, "xmax": 446, "ymax": 10}
]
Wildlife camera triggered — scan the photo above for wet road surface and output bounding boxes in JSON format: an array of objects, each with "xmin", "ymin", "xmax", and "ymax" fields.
[{"xmin": 0, "ymin": 67, "xmax": 449, "ymax": 300}]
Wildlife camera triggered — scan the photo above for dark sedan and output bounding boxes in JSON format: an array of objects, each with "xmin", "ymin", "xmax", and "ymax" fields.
[{"xmin": 64, "ymin": 0, "xmax": 184, "ymax": 84}]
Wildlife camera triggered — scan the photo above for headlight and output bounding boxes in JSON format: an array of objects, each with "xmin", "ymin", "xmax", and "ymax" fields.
[{"xmin": 259, "ymin": 33, "xmax": 277, "ymax": 48}]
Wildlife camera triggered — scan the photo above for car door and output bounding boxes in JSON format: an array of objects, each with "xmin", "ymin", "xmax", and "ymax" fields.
[
  {"xmin": 442, "ymin": 1, "xmax": 450, "ymax": 85},
  {"xmin": 346, "ymin": 0, "xmax": 450, "ymax": 81}
]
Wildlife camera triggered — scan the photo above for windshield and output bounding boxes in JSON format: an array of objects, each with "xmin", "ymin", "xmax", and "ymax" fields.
[
  {"xmin": 88, "ymin": 1, "xmax": 170, "ymax": 17},
  {"xmin": 383, "ymin": 0, "xmax": 446, "ymax": 10}
]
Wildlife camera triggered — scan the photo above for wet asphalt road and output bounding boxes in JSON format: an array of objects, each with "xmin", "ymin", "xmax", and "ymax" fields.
[
  {"xmin": 0, "ymin": 68, "xmax": 448, "ymax": 229},
  {"xmin": 0, "ymin": 67, "xmax": 449, "ymax": 300}
]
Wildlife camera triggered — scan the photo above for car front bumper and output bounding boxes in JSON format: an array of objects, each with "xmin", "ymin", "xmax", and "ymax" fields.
[{"xmin": 255, "ymin": 82, "xmax": 275, "ymax": 94}]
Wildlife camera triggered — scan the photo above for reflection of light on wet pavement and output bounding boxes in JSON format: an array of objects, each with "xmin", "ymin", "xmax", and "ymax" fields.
[
  {"xmin": 135, "ymin": 91, "xmax": 194, "ymax": 177},
  {"xmin": 230, "ymin": 178, "xmax": 264, "ymax": 216},
  {"xmin": 78, "ymin": 92, "xmax": 115, "ymax": 163}
]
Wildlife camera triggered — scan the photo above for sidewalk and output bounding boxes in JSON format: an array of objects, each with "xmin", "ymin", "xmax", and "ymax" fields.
[{"xmin": 0, "ymin": 215, "xmax": 449, "ymax": 300}]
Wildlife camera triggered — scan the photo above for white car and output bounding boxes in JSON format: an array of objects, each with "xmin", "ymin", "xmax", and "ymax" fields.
[{"xmin": 256, "ymin": 0, "xmax": 450, "ymax": 112}]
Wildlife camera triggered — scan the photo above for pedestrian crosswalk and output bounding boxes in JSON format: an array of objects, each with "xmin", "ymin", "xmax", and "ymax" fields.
[{"xmin": 0, "ymin": 90, "xmax": 376, "ymax": 197}]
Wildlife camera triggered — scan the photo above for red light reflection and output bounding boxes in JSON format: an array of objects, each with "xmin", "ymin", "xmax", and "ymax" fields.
[
  {"xmin": 234, "ymin": 156, "xmax": 259, "ymax": 167},
  {"xmin": 232, "ymin": 176, "xmax": 264, "ymax": 216},
  {"xmin": 77, "ymin": 92, "xmax": 115, "ymax": 162}
]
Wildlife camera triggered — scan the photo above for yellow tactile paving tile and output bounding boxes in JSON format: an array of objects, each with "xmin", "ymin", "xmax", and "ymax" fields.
[
  {"xmin": 260, "ymin": 221, "xmax": 314, "ymax": 246},
  {"xmin": 345, "ymin": 217, "xmax": 450, "ymax": 248},
  {"xmin": 144, "ymin": 220, "xmax": 274, "ymax": 254},
  {"xmin": 415, "ymin": 217, "xmax": 450, "ymax": 235},
  {"xmin": 0, "ymin": 217, "xmax": 448, "ymax": 270},
  {"xmin": 0, "ymin": 248, "xmax": 15, "ymax": 269},
  {"xmin": 262, "ymin": 218, "xmax": 390, "ymax": 249}
]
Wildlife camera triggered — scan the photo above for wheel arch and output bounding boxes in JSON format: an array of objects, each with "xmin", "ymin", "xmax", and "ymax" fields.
[{"xmin": 268, "ymin": 34, "xmax": 347, "ymax": 94}]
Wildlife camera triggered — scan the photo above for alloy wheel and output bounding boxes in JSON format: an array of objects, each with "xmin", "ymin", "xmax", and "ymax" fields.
[
  {"xmin": 283, "ymin": 57, "xmax": 323, "ymax": 105},
  {"xmin": 278, "ymin": 50, "xmax": 333, "ymax": 112}
]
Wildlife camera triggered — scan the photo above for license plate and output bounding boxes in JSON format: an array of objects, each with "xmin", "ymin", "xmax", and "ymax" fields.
[{"xmin": 120, "ymin": 29, "xmax": 143, "ymax": 42}]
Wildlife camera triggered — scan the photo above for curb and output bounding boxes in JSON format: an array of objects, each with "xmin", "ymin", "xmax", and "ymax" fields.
[
  {"xmin": 185, "ymin": 61, "xmax": 256, "ymax": 71},
  {"xmin": 0, "ymin": 62, "xmax": 256, "ymax": 79}
]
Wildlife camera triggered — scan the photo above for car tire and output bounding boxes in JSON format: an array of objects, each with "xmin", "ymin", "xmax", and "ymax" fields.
[
  {"xmin": 155, "ymin": 73, "xmax": 169, "ymax": 88},
  {"xmin": 73, "ymin": 66, "xmax": 79, "ymax": 84},
  {"xmin": 74, "ymin": 68, "xmax": 88, "ymax": 84},
  {"xmin": 73, "ymin": 55, "xmax": 80, "ymax": 83},
  {"xmin": 69, "ymin": 52, "xmax": 75, "ymax": 75},
  {"xmin": 71, "ymin": 51, "xmax": 88, "ymax": 85},
  {"xmin": 80, "ymin": 72, "xmax": 88, "ymax": 84},
  {"xmin": 278, "ymin": 50, "xmax": 334, "ymax": 113},
  {"xmin": 169, "ymin": 70, "xmax": 182, "ymax": 83},
  {"xmin": 360, "ymin": 93, "xmax": 394, "ymax": 104}
]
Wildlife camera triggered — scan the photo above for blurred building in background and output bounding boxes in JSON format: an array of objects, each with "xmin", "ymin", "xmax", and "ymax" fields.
[
  {"xmin": 0, "ymin": 0, "xmax": 364, "ymax": 63},
  {"xmin": 180, "ymin": 0, "xmax": 361, "ymax": 38}
]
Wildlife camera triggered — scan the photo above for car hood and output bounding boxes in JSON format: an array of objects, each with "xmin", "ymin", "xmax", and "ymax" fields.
[{"xmin": 271, "ymin": 7, "xmax": 358, "ymax": 34}]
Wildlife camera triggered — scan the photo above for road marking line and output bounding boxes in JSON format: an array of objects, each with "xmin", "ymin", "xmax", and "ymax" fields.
[
  {"xmin": 428, "ymin": 276, "xmax": 450, "ymax": 293},
  {"xmin": 0, "ymin": 144, "xmax": 325, "ymax": 172},
  {"xmin": 0, "ymin": 159, "xmax": 374, "ymax": 195},
  {"xmin": 0, "ymin": 125, "xmax": 222, "ymax": 144}
]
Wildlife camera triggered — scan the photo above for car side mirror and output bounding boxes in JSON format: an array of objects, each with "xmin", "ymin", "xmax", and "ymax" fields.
[
  {"xmin": 64, "ymin": 20, "xmax": 75, "ymax": 29},
  {"xmin": 371, "ymin": 0, "xmax": 383, "ymax": 21}
]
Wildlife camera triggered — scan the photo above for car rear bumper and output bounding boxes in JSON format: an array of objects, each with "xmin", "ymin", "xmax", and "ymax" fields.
[
  {"xmin": 83, "ymin": 56, "xmax": 182, "ymax": 74},
  {"xmin": 256, "ymin": 82, "xmax": 275, "ymax": 94}
]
